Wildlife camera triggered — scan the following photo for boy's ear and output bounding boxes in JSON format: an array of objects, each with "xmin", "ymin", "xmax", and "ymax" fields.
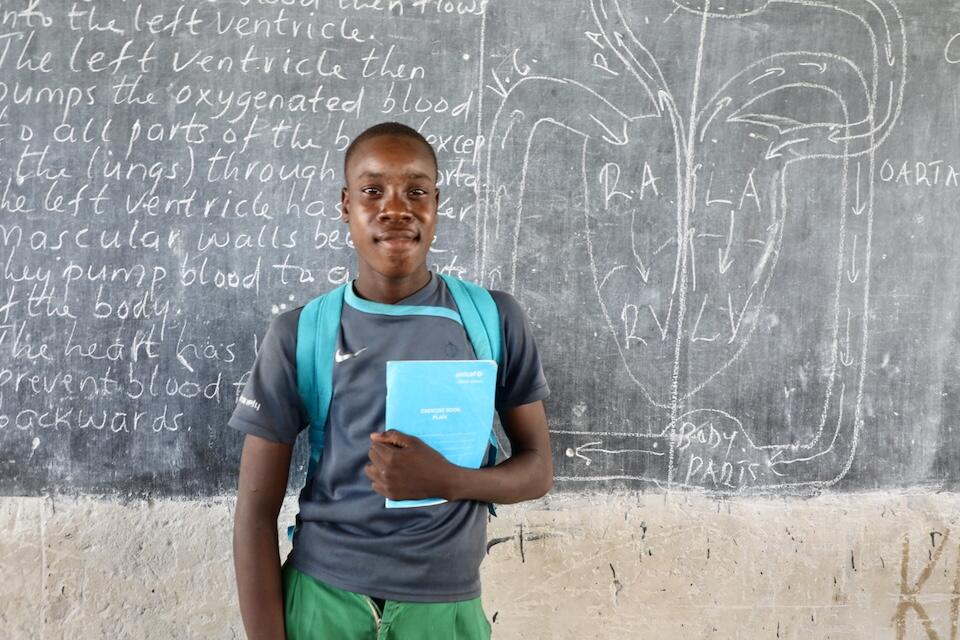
[{"xmin": 340, "ymin": 186, "xmax": 349, "ymax": 222}]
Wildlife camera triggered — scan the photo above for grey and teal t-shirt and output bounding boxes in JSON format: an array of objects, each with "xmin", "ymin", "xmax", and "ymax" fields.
[{"xmin": 228, "ymin": 273, "xmax": 549, "ymax": 602}]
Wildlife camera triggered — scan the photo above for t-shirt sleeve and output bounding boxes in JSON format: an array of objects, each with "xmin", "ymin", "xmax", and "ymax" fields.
[
  {"xmin": 227, "ymin": 307, "xmax": 307, "ymax": 445},
  {"xmin": 489, "ymin": 290, "xmax": 550, "ymax": 411}
]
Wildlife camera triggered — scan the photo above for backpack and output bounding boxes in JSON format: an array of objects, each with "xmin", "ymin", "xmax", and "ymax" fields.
[{"xmin": 288, "ymin": 274, "xmax": 504, "ymax": 540}]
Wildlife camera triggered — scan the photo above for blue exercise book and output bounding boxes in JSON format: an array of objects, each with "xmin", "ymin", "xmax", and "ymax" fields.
[{"xmin": 384, "ymin": 359, "xmax": 498, "ymax": 508}]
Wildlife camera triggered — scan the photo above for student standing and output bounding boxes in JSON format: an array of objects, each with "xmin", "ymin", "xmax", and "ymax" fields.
[{"xmin": 230, "ymin": 122, "xmax": 552, "ymax": 639}]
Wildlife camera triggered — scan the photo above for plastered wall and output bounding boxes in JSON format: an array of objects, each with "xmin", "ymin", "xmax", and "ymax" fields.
[{"xmin": 2, "ymin": 492, "xmax": 958, "ymax": 639}]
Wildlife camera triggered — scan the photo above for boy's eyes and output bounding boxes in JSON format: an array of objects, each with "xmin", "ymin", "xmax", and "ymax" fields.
[{"xmin": 359, "ymin": 187, "xmax": 429, "ymax": 197}]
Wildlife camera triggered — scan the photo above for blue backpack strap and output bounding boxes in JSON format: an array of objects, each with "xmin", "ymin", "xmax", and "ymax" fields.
[
  {"xmin": 289, "ymin": 283, "xmax": 346, "ymax": 540},
  {"xmin": 439, "ymin": 274, "xmax": 505, "ymax": 517},
  {"xmin": 438, "ymin": 274, "xmax": 502, "ymax": 367}
]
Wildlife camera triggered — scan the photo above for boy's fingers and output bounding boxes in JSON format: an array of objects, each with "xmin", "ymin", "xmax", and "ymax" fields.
[
  {"xmin": 368, "ymin": 442, "xmax": 392, "ymax": 467},
  {"xmin": 364, "ymin": 462, "xmax": 383, "ymax": 485},
  {"xmin": 374, "ymin": 430, "xmax": 412, "ymax": 447}
]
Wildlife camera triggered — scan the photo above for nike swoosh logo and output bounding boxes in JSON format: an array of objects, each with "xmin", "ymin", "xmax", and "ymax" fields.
[{"xmin": 335, "ymin": 347, "xmax": 368, "ymax": 363}]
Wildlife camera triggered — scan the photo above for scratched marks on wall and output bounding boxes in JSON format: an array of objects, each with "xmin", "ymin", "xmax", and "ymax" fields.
[
  {"xmin": 894, "ymin": 530, "xmax": 960, "ymax": 640},
  {"xmin": 479, "ymin": 0, "xmax": 907, "ymax": 492}
]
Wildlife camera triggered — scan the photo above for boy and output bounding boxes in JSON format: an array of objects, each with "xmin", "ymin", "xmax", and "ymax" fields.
[{"xmin": 230, "ymin": 122, "xmax": 552, "ymax": 639}]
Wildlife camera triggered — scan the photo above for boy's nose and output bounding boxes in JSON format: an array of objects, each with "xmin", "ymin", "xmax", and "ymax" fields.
[
  {"xmin": 377, "ymin": 209, "xmax": 413, "ymax": 224},
  {"xmin": 378, "ymin": 193, "xmax": 413, "ymax": 223}
]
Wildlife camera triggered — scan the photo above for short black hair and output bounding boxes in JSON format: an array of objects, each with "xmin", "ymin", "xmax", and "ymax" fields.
[{"xmin": 343, "ymin": 122, "xmax": 438, "ymax": 181}]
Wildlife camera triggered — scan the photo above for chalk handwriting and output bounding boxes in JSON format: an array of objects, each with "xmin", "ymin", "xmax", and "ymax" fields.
[{"xmin": 0, "ymin": 0, "xmax": 485, "ymax": 479}]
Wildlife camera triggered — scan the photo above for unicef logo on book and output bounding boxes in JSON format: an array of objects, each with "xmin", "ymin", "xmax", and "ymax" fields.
[{"xmin": 455, "ymin": 370, "xmax": 484, "ymax": 384}]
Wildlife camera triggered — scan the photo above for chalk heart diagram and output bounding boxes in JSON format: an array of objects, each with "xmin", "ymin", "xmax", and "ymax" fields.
[{"xmin": 479, "ymin": 0, "xmax": 906, "ymax": 491}]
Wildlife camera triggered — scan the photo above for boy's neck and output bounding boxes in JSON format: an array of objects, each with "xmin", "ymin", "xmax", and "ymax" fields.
[{"xmin": 353, "ymin": 268, "xmax": 433, "ymax": 304}]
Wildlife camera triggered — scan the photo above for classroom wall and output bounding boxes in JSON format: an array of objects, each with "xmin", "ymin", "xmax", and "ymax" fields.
[
  {"xmin": 3, "ymin": 2, "xmax": 960, "ymax": 638},
  {"xmin": 3, "ymin": 492, "xmax": 959, "ymax": 639}
]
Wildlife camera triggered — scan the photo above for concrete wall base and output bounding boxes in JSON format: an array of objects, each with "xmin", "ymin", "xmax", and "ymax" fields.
[{"xmin": 2, "ymin": 492, "xmax": 957, "ymax": 639}]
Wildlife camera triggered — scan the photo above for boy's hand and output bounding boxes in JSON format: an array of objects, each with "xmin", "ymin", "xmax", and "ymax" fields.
[{"xmin": 365, "ymin": 430, "xmax": 457, "ymax": 500}]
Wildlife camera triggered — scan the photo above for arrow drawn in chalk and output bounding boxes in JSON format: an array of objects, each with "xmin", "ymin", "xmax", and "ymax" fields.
[
  {"xmin": 765, "ymin": 449, "xmax": 789, "ymax": 476},
  {"xmin": 700, "ymin": 96, "xmax": 733, "ymax": 142},
  {"xmin": 718, "ymin": 210, "xmax": 735, "ymax": 274},
  {"xmin": 846, "ymin": 234, "xmax": 861, "ymax": 283},
  {"xmin": 573, "ymin": 441, "xmax": 601, "ymax": 465},
  {"xmin": 748, "ymin": 66, "xmax": 786, "ymax": 84},
  {"xmin": 486, "ymin": 67, "xmax": 510, "ymax": 100},
  {"xmin": 799, "ymin": 61, "xmax": 827, "ymax": 73},
  {"xmin": 852, "ymin": 162, "xmax": 866, "ymax": 216},
  {"xmin": 865, "ymin": 0, "xmax": 897, "ymax": 66},
  {"xmin": 839, "ymin": 307, "xmax": 854, "ymax": 367},
  {"xmin": 630, "ymin": 208, "xmax": 652, "ymax": 282},
  {"xmin": 572, "ymin": 440, "xmax": 666, "ymax": 465},
  {"xmin": 765, "ymin": 137, "xmax": 809, "ymax": 160},
  {"xmin": 589, "ymin": 113, "xmax": 630, "ymax": 145}
]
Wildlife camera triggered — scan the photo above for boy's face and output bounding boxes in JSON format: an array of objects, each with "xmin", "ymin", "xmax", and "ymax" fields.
[{"xmin": 342, "ymin": 135, "xmax": 439, "ymax": 282}]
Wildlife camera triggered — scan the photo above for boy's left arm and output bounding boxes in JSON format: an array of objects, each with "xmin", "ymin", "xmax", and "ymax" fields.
[
  {"xmin": 367, "ymin": 400, "xmax": 552, "ymax": 504},
  {"xmin": 453, "ymin": 399, "xmax": 554, "ymax": 503}
]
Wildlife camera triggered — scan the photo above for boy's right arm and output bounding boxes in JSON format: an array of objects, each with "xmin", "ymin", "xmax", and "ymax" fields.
[{"xmin": 234, "ymin": 433, "xmax": 293, "ymax": 640}]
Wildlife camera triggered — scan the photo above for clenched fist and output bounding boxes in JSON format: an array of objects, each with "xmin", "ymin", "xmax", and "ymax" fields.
[{"xmin": 365, "ymin": 430, "xmax": 459, "ymax": 501}]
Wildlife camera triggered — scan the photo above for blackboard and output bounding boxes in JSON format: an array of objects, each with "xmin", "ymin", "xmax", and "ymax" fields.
[{"xmin": 1, "ymin": 0, "xmax": 958, "ymax": 497}]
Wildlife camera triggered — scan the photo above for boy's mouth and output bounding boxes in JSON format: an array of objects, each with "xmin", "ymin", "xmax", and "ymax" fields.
[{"xmin": 376, "ymin": 230, "xmax": 419, "ymax": 249}]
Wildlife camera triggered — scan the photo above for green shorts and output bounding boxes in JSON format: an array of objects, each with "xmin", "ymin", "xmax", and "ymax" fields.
[{"xmin": 282, "ymin": 562, "xmax": 493, "ymax": 640}]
